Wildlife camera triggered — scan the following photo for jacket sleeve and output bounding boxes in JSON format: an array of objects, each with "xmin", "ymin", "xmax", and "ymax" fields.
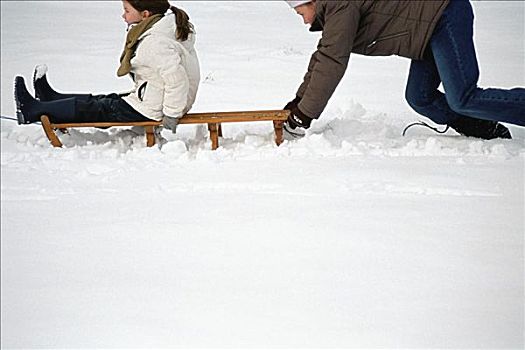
[
  {"xmin": 297, "ymin": 1, "xmax": 360, "ymax": 119},
  {"xmin": 147, "ymin": 37, "xmax": 190, "ymax": 118}
]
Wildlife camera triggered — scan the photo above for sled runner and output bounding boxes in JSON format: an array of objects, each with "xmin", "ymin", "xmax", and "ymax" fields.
[{"xmin": 39, "ymin": 110, "xmax": 290, "ymax": 149}]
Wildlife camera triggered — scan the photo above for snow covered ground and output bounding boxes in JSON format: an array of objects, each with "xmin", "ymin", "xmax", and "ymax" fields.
[{"xmin": 1, "ymin": 1, "xmax": 524, "ymax": 348}]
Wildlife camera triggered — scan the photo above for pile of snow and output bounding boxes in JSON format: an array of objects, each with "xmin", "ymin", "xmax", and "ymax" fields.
[
  {"xmin": 1, "ymin": 1, "xmax": 523, "ymax": 348},
  {"xmin": 33, "ymin": 64, "xmax": 48, "ymax": 81}
]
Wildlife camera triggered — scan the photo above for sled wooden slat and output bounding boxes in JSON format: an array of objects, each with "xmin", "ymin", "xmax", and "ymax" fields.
[
  {"xmin": 41, "ymin": 115, "xmax": 63, "ymax": 148},
  {"xmin": 42, "ymin": 120, "xmax": 161, "ymax": 129},
  {"xmin": 39, "ymin": 109, "xmax": 289, "ymax": 150}
]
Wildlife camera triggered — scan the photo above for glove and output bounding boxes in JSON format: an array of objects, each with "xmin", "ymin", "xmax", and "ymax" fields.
[
  {"xmin": 283, "ymin": 103, "xmax": 313, "ymax": 140},
  {"xmin": 287, "ymin": 104, "xmax": 313, "ymax": 130},
  {"xmin": 162, "ymin": 116, "xmax": 179, "ymax": 133},
  {"xmin": 284, "ymin": 96, "xmax": 302, "ymax": 111}
]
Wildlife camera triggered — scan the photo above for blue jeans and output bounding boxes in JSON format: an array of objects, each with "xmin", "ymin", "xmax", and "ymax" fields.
[{"xmin": 405, "ymin": 0, "xmax": 525, "ymax": 126}]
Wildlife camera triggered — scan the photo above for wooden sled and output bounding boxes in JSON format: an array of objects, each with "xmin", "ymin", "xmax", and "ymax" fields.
[{"xmin": 40, "ymin": 110, "xmax": 290, "ymax": 150}]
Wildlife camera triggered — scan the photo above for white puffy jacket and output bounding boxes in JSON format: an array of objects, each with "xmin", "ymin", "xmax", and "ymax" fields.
[{"xmin": 123, "ymin": 13, "xmax": 200, "ymax": 121}]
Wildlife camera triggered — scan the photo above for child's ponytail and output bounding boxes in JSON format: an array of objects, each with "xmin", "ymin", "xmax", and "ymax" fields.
[
  {"xmin": 170, "ymin": 6, "xmax": 193, "ymax": 41},
  {"xmin": 126, "ymin": 1, "xmax": 194, "ymax": 41}
]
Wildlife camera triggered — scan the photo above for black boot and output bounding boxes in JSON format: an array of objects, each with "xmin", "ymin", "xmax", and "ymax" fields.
[
  {"xmin": 15, "ymin": 76, "xmax": 75, "ymax": 124},
  {"xmin": 15, "ymin": 76, "xmax": 38, "ymax": 124},
  {"xmin": 32, "ymin": 65, "xmax": 91, "ymax": 102},
  {"xmin": 448, "ymin": 117, "xmax": 512, "ymax": 140}
]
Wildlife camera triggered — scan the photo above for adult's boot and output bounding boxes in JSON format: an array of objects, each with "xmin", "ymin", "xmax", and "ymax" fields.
[{"xmin": 448, "ymin": 116, "xmax": 512, "ymax": 140}]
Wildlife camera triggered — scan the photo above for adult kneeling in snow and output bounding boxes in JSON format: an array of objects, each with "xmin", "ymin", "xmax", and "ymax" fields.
[{"xmin": 282, "ymin": 0, "xmax": 524, "ymax": 140}]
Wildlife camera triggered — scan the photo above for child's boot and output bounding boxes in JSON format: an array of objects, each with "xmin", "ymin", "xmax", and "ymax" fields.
[
  {"xmin": 33, "ymin": 65, "xmax": 90, "ymax": 102},
  {"xmin": 15, "ymin": 76, "xmax": 75, "ymax": 124}
]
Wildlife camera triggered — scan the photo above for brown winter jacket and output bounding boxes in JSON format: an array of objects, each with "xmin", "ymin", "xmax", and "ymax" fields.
[{"xmin": 296, "ymin": 0, "xmax": 450, "ymax": 119}]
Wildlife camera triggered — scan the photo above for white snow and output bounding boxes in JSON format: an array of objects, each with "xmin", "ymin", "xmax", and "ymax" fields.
[
  {"xmin": 1, "ymin": 1, "xmax": 524, "ymax": 348},
  {"xmin": 33, "ymin": 64, "xmax": 48, "ymax": 81}
]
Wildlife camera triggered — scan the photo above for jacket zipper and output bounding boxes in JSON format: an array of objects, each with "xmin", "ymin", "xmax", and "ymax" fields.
[{"xmin": 367, "ymin": 31, "xmax": 409, "ymax": 49}]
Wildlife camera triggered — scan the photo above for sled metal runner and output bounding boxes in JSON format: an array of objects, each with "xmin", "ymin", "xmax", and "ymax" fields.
[{"xmin": 40, "ymin": 110, "xmax": 290, "ymax": 150}]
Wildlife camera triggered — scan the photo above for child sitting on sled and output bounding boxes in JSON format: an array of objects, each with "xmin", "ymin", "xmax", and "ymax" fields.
[{"xmin": 14, "ymin": 0, "xmax": 200, "ymax": 132}]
